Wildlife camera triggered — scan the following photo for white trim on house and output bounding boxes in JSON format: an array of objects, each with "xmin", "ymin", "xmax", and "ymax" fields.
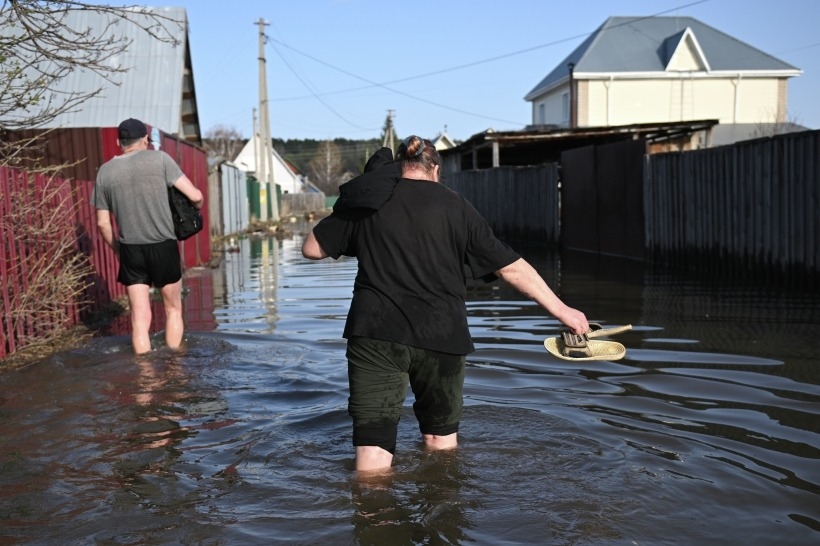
[{"xmin": 666, "ymin": 27, "xmax": 711, "ymax": 72}]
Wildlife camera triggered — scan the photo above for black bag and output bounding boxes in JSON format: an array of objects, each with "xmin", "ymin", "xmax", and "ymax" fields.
[{"xmin": 168, "ymin": 186, "xmax": 203, "ymax": 241}]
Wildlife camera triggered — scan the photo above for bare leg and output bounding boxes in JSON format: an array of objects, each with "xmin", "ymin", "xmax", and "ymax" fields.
[
  {"xmin": 126, "ymin": 284, "xmax": 152, "ymax": 354},
  {"xmin": 160, "ymin": 279, "xmax": 184, "ymax": 349},
  {"xmin": 355, "ymin": 446, "xmax": 393, "ymax": 473},
  {"xmin": 422, "ymin": 432, "xmax": 458, "ymax": 451}
]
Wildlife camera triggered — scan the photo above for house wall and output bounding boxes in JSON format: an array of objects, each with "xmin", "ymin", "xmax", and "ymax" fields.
[
  {"xmin": 532, "ymin": 87, "xmax": 569, "ymax": 127},
  {"xmin": 534, "ymin": 77, "xmax": 784, "ymax": 127},
  {"xmin": 588, "ymin": 77, "xmax": 782, "ymax": 126},
  {"xmin": 777, "ymin": 78, "xmax": 788, "ymax": 122},
  {"xmin": 577, "ymin": 80, "xmax": 589, "ymax": 127}
]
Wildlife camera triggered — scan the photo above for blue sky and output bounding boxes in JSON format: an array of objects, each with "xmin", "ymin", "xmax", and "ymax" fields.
[{"xmin": 128, "ymin": 0, "xmax": 820, "ymax": 141}]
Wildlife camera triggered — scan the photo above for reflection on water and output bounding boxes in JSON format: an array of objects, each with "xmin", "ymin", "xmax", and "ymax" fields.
[{"xmin": 0, "ymin": 230, "xmax": 818, "ymax": 545}]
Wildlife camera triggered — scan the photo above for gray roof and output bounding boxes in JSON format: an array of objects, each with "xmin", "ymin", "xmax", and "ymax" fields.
[
  {"xmin": 710, "ymin": 122, "xmax": 810, "ymax": 147},
  {"xmin": 525, "ymin": 16, "xmax": 801, "ymax": 100},
  {"xmin": 3, "ymin": 6, "xmax": 200, "ymax": 141}
]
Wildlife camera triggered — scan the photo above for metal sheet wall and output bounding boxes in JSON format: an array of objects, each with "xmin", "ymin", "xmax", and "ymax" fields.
[
  {"xmin": 561, "ymin": 139, "xmax": 647, "ymax": 259},
  {"xmin": 645, "ymin": 129, "xmax": 820, "ymax": 278},
  {"xmin": 218, "ymin": 163, "xmax": 250, "ymax": 237},
  {"xmin": 444, "ymin": 164, "xmax": 560, "ymax": 243}
]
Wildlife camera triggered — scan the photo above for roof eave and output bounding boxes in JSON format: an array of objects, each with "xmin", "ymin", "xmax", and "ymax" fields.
[
  {"xmin": 524, "ymin": 76, "xmax": 570, "ymax": 101},
  {"xmin": 573, "ymin": 69, "xmax": 803, "ymax": 79}
]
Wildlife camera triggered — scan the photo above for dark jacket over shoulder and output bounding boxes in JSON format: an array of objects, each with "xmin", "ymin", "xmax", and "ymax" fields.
[{"xmin": 333, "ymin": 147, "xmax": 400, "ymax": 212}]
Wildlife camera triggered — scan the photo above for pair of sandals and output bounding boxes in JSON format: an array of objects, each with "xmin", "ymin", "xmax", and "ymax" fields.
[{"xmin": 544, "ymin": 323, "xmax": 632, "ymax": 361}]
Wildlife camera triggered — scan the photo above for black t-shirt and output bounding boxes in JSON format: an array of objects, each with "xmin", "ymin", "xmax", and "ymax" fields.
[{"xmin": 313, "ymin": 178, "xmax": 520, "ymax": 355}]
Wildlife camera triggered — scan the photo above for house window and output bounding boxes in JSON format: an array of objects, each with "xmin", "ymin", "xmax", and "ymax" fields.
[
  {"xmin": 538, "ymin": 103, "xmax": 546, "ymax": 125},
  {"xmin": 562, "ymin": 92, "xmax": 569, "ymax": 124}
]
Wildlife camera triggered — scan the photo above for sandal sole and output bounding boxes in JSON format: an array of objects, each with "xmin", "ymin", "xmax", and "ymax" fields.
[{"xmin": 544, "ymin": 338, "xmax": 626, "ymax": 361}]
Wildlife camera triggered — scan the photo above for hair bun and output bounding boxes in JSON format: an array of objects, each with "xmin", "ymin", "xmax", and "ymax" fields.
[{"xmin": 400, "ymin": 135, "xmax": 425, "ymax": 158}]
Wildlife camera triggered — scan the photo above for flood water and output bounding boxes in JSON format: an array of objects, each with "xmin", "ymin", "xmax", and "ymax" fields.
[{"xmin": 1, "ymin": 226, "xmax": 819, "ymax": 545}]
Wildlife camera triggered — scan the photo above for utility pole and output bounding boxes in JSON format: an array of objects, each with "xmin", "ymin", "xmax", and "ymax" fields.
[
  {"xmin": 382, "ymin": 109, "xmax": 395, "ymax": 151},
  {"xmin": 256, "ymin": 18, "xmax": 279, "ymax": 222},
  {"xmin": 252, "ymin": 107, "xmax": 260, "ymax": 221}
]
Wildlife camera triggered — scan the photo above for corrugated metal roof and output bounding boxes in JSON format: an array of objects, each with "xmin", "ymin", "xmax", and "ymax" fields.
[
  {"xmin": 525, "ymin": 16, "xmax": 801, "ymax": 100},
  {"xmin": 3, "ymin": 6, "xmax": 197, "ymax": 140}
]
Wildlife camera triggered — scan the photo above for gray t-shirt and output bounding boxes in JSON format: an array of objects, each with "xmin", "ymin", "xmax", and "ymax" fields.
[{"xmin": 92, "ymin": 150, "xmax": 184, "ymax": 244}]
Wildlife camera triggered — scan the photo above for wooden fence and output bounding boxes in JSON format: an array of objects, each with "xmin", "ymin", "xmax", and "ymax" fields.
[
  {"xmin": 444, "ymin": 164, "xmax": 560, "ymax": 242},
  {"xmin": 645, "ymin": 130, "xmax": 820, "ymax": 278},
  {"xmin": 280, "ymin": 192, "xmax": 327, "ymax": 218}
]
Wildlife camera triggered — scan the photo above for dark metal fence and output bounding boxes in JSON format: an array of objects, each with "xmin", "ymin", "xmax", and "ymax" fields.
[
  {"xmin": 561, "ymin": 139, "xmax": 647, "ymax": 259},
  {"xmin": 444, "ymin": 164, "xmax": 560, "ymax": 243},
  {"xmin": 645, "ymin": 130, "xmax": 820, "ymax": 278},
  {"xmin": 443, "ymin": 130, "xmax": 819, "ymax": 286}
]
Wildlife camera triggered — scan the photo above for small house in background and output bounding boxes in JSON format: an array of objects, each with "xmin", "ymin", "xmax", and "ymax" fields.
[
  {"xmin": 234, "ymin": 134, "xmax": 307, "ymax": 195},
  {"xmin": 233, "ymin": 135, "xmax": 325, "ymax": 217},
  {"xmin": 524, "ymin": 16, "xmax": 804, "ymax": 145},
  {"xmin": 432, "ymin": 129, "xmax": 457, "ymax": 151}
]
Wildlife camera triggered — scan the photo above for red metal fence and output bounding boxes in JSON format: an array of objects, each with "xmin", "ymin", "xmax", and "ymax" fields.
[{"xmin": 1, "ymin": 127, "xmax": 213, "ymax": 359}]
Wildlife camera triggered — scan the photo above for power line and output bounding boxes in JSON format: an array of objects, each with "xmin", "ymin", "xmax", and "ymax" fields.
[
  {"xmin": 267, "ymin": 0, "xmax": 711, "ymax": 107},
  {"xmin": 265, "ymin": 36, "xmax": 524, "ymax": 126},
  {"xmin": 265, "ymin": 34, "xmax": 374, "ymax": 131}
]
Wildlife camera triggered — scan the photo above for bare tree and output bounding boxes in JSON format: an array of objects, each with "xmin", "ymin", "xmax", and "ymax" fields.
[
  {"xmin": 0, "ymin": 173, "xmax": 93, "ymax": 357},
  {"xmin": 204, "ymin": 124, "xmax": 244, "ymax": 162},
  {"xmin": 751, "ymin": 111, "xmax": 805, "ymax": 139},
  {"xmin": 308, "ymin": 140, "xmax": 344, "ymax": 196}
]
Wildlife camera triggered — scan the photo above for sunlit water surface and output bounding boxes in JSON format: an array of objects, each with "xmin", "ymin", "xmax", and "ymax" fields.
[{"xmin": 1, "ymin": 232, "xmax": 819, "ymax": 545}]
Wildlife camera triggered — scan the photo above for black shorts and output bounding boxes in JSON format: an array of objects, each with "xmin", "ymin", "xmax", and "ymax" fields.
[
  {"xmin": 346, "ymin": 336, "xmax": 465, "ymax": 438},
  {"xmin": 117, "ymin": 239, "xmax": 181, "ymax": 287}
]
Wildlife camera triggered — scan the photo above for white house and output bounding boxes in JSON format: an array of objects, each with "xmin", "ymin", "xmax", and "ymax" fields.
[
  {"xmin": 234, "ymin": 134, "xmax": 309, "ymax": 194},
  {"xmin": 432, "ymin": 130, "xmax": 457, "ymax": 151},
  {"xmin": 524, "ymin": 16, "xmax": 802, "ymax": 141}
]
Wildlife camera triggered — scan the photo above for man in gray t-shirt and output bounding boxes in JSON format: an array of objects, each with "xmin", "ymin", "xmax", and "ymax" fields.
[{"xmin": 91, "ymin": 118, "xmax": 204, "ymax": 354}]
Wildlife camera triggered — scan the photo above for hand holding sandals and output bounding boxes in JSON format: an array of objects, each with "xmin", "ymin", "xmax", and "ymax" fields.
[{"xmin": 545, "ymin": 322, "xmax": 633, "ymax": 361}]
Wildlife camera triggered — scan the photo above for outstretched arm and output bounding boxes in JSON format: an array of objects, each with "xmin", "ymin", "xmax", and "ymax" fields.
[{"xmin": 496, "ymin": 258, "xmax": 589, "ymax": 334}]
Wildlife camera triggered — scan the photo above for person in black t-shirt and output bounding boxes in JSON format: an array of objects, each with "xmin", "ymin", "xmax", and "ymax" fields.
[{"xmin": 302, "ymin": 135, "xmax": 589, "ymax": 473}]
